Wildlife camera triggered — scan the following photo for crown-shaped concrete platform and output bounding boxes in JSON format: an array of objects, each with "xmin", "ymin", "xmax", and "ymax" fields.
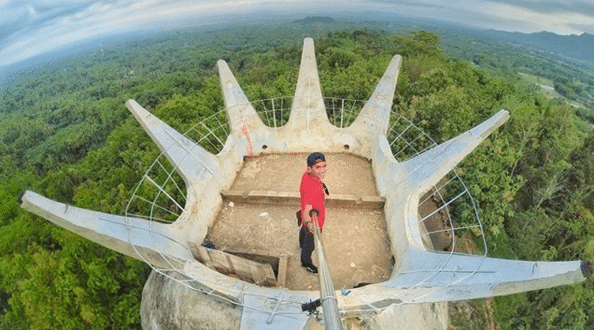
[{"xmin": 20, "ymin": 38, "xmax": 589, "ymax": 329}]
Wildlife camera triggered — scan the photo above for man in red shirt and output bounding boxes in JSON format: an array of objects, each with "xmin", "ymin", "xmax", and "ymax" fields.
[{"xmin": 299, "ymin": 152, "xmax": 328, "ymax": 274}]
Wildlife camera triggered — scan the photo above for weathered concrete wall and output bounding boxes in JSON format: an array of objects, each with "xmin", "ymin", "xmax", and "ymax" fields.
[
  {"xmin": 142, "ymin": 271, "xmax": 241, "ymax": 330},
  {"xmin": 141, "ymin": 270, "xmax": 449, "ymax": 330},
  {"xmin": 368, "ymin": 302, "xmax": 449, "ymax": 330}
]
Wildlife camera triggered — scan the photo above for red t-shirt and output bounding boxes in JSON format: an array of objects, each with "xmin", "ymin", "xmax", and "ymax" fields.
[{"xmin": 300, "ymin": 171, "xmax": 326, "ymax": 229}]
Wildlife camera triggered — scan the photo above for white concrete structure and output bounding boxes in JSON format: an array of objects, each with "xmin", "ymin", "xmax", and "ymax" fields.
[{"xmin": 20, "ymin": 38, "xmax": 590, "ymax": 329}]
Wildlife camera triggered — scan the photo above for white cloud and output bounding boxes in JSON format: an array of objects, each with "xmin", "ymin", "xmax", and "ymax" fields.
[
  {"xmin": 377, "ymin": 0, "xmax": 594, "ymax": 35},
  {"xmin": 483, "ymin": 1, "xmax": 594, "ymax": 34},
  {"xmin": 0, "ymin": 0, "xmax": 263, "ymax": 66},
  {"xmin": 1, "ymin": 0, "xmax": 593, "ymax": 68}
]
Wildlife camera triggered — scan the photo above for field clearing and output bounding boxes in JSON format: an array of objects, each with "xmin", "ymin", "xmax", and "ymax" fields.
[
  {"xmin": 518, "ymin": 72, "xmax": 565, "ymax": 98},
  {"xmin": 518, "ymin": 72, "xmax": 554, "ymax": 86}
]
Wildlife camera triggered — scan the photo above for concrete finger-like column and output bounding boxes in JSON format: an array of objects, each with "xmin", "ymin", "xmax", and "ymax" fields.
[
  {"xmin": 348, "ymin": 250, "xmax": 589, "ymax": 305},
  {"xmin": 411, "ymin": 252, "xmax": 589, "ymax": 299},
  {"xmin": 217, "ymin": 60, "xmax": 267, "ymax": 134},
  {"xmin": 350, "ymin": 55, "xmax": 402, "ymax": 135},
  {"xmin": 126, "ymin": 99, "xmax": 227, "ymax": 245},
  {"xmin": 216, "ymin": 59, "xmax": 280, "ymax": 157},
  {"xmin": 287, "ymin": 37, "xmax": 328, "ymax": 132},
  {"xmin": 126, "ymin": 99, "xmax": 220, "ymax": 183},
  {"xmin": 400, "ymin": 109, "xmax": 509, "ymax": 193},
  {"xmin": 20, "ymin": 191, "xmax": 192, "ymax": 269}
]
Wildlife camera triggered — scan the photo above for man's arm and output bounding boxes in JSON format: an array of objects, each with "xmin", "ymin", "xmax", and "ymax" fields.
[
  {"xmin": 302, "ymin": 204, "xmax": 313, "ymax": 232},
  {"xmin": 302, "ymin": 205, "xmax": 321, "ymax": 233}
]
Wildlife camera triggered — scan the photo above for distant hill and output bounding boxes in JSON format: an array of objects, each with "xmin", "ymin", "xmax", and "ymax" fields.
[
  {"xmin": 482, "ymin": 30, "xmax": 594, "ymax": 61},
  {"xmin": 293, "ymin": 16, "xmax": 336, "ymax": 25}
]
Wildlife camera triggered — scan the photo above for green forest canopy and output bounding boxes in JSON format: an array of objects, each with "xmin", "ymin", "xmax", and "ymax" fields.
[{"xmin": 1, "ymin": 23, "xmax": 593, "ymax": 329}]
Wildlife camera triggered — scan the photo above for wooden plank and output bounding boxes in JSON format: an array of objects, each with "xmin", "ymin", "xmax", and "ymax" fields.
[
  {"xmin": 192, "ymin": 245, "xmax": 277, "ymax": 287},
  {"xmin": 225, "ymin": 249, "xmax": 287, "ymax": 287},
  {"xmin": 227, "ymin": 250, "xmax": 279, "ymax": 272},
  {"xmin": 191, "ymin": 244, "xmax": 211, "ymax": 263},
  {"xmin": 204, "ymin": 260, "xmax": 230, "ymax": 275},
  {"xmin": 225, "ymin": 254, "xmax": 236, "ymax": 275},
  {"xmin": 209, "ymin": 249, "xmax": 231, "ymax": 269},
  {"xmin": 231, "ymin": 255, "xmax": 253, "ymax": 279},
  {"xmin": 277, "ymin": 255, "xmax": 288, "ymax": 287},
  {"xmin": 249, "ymin": 263, "xmax": 266, "ymax": 285},
  {"xmin": 262, "ymin": 264, "xmax": 277, "ymax": 287}
]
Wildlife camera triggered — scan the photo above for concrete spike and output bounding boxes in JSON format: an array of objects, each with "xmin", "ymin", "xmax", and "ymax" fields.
[
  {"xmin": 288, "ymin": 37, "xmax": 328, "ymax": 131},
  {"xmin": 20, "ymin": 191, "xmax": 192, "ymax": 269},
  {"xmin": 217, "ymin": 60, "xmax": 267, "ymax": 134},
  {"xmin": 351, "ymin": 55, "xmax": 402, "ymax": 135},
  {"xmin": 400, "ymin": 109, "xmax": 509, "ymax": 193},
  {"xmin": 347, "ymin": 251, "xmax": 587, "ymax": 305},
  {"xmin": 125, "ymin": 99, "xmax": 220, "ymax": 184}
]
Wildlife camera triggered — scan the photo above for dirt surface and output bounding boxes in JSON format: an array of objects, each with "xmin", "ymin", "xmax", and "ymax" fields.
[
  {"xmin": 206, "ymin": 153, "xmax": 393, "ymax": 290},
  {"xmin": 418, "ymin": 191, "xmax": 452, "ymax": 251},
  {"xmin": 229, "ymin": 153, "xmax": 379, "ymax": 196}
]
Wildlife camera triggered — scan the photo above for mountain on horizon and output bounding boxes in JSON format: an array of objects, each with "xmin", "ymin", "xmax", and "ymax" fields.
[{"xmin": 482, "ymin": 29, "xmax": 594, "ymax": 61}]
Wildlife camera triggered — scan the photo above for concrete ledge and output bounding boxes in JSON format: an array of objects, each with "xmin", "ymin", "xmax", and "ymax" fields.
[{"xmin": 221, "ymin": 190, "xmax": 385, "ymax": 209}]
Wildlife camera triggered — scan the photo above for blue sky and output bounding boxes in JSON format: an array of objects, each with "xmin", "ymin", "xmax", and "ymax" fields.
[{"xmin": 1, "ymin": 0, "xmax": 593, "ymax": 68}]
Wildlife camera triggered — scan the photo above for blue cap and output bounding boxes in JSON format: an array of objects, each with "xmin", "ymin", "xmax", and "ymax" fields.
[{"xmin": 307, "ymin": 152, "xmax": 326, "ymax": 167}]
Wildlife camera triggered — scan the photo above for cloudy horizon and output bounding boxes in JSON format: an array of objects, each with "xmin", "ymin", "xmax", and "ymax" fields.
[{"xmin": 1, "ymin": 0, "xmax": 593, "ymax": 69}]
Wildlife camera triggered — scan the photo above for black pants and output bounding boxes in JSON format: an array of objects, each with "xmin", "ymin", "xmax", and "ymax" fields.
[{"xmin": 299, "ymin": 225, "xmax": 315, "ymax": 265}]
